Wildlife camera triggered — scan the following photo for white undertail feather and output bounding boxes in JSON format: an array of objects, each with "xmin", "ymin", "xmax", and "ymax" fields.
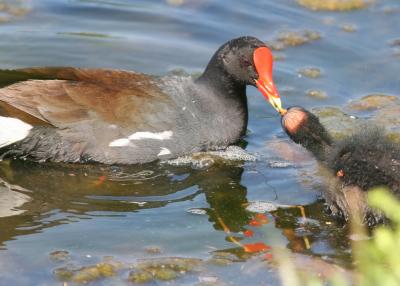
[
  {"xmin": 108, "ymin": 138, "xmax": 131, "ymax": 147},
  {"xmin": 0, "ymin": 116, "xmax": 32, "ymax": 148},
  {"xmin": 129, "ymin": 131, "xmax": 173, "ymax": 140},
  {"xmin": 157, "ymin": 147, "xmax": 171, "ymax": 156},
  {"xmin": 109, "ymin": 131, "xmax": 173, "ymax": 147}
]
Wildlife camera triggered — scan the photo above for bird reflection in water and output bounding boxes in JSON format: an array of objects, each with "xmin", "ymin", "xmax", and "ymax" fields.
[{"xmin": 0, "ymin": 158, "xmax": 347, "ymax": 263}]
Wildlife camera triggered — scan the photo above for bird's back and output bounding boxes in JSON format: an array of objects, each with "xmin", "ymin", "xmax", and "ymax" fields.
[{"xmin": 328, "ymin": 129, "xmax": 400, "ymax": 194}]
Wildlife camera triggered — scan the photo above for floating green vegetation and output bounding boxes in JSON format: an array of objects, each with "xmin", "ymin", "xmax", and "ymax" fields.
[
  {"xmin": 49, "ymin": 250, "xmax": 70, "ymax": 262},
  {"xmin": 313, "ymin": 106, "xmax": 344, "ymax": 118},
  {"xmin": 129, "ymin": 257, "xmax": 202, "ymax": 283},
  {"xmin": 375, "ymin": 105, "xmax": 400, "ymax": 130},
  {"xmin": 166, "ymin": 0, "xmax": 185, "ymax": 6},
  {"xmin": 312, "ymin": 106, "xmax": 362, "ymax": 139},
  {"xmin": 277, "ymin": 30, "xmax": 321, "ymax": 47},
  {"xmin": 128, "ymin": 270, "xmax": 154, "ymax": 284},
  {"xmin": 341, "ymin": 23, "xmax": 357, "ymax": 32},
  {"xmin": 298, "ymin": 67, "xmax": 322, "ymax": 78},
  {"xmin": 144, "ymin": 246, "xmax": 162, "ymax": 254},
  {"xmin": 347, "ymin": 94, "xmax": 400, "ymax": 111},
  {"xmin": 53, "ymin": 256, "xmax": 202, "ymax": 284},
  {"xmin": 345, "ymin": 94, "xmax": 400, "ymax": 137},
  {"xmin": 0, "ymin": 0, "xmax": 31, "ymax": 23},
  {"xmin": 57, "ymin": 32, "xmax": 112, "ymax": 38},
  {"xmin": 306, "ymin": 89, "xmax": 328, "ymax": 99},
  {"xmin": 136, "ymin": 257, "xmax": 202, "ymax": 273},
  {"xmin": 54, "ymin": 260, "xmax": 123, "ymax": 284},
  {"xmin": 267, "ymin": 30, "xmax": 321, "ymax": 51},
  {"xmin": 207, "ymin": 251, "xmax": 236, "ymax": 266},
  {"xmin": 296, "ymin": 0, "xmax": 373, "ymax": 11}
]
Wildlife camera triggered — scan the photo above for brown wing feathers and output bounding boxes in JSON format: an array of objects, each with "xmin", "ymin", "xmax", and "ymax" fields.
[{"xmin": 0, "ymin": 68, "xmax": 172, "ymax": 129}]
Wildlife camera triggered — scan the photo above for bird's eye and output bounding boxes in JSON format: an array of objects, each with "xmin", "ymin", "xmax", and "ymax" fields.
[{"xmin": 240, "ymin": 58, "xmax": 252, "ymax": 68}]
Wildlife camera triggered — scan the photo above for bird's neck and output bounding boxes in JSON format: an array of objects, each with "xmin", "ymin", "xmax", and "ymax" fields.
[
  {"xmin": 197, "ymin": 59, "xmax": 246, "ymax": 99},
  {"xmin": 309, "ymin": 139, "xmax": 333, "ymax": 163},
  {"xmin": 196, "ymin": 58, "xmax": 248, "ymax": 135},
  {"xmin": 288, "ymin": 125, "xmax": 333, "ymax": 162},
  {"xmin": 306, "ymin": 132, "xmax": 333, "ymax": 163}
]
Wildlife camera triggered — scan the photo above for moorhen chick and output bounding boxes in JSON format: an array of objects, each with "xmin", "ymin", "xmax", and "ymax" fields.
[
  {"xmin": 0, "ymin": 36, "xmax": 284, "ymax": 164},
  {"xmin": 282, "ymin": 106, "xmax": 400, "ymax": 225}
]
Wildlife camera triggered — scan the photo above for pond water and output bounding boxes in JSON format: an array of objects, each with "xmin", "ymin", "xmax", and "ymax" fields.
[{"xmin": 0, "ymin": 0, "xmax": 399, "ymax": 285}]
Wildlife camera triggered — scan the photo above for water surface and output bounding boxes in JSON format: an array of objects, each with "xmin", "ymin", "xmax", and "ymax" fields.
[{"xmin": 0, "ymin": 0, "xmax": 399, "ymax": 285}]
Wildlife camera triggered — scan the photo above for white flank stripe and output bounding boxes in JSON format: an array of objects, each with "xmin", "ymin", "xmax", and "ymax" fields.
[
  {"xmin": 158, "ymin": 147, "xmax": 171, "ymax": 156},
  {"xmin": 129, "ymin": 131, "xmax": 173, "ymax": 141},
  {"xmin": 109, "ymin": 138, "xmax": 131, "ymax": 147},
  {"xmin": 0, "ymin": 116, "xmax": 32, "ymax": 148}
]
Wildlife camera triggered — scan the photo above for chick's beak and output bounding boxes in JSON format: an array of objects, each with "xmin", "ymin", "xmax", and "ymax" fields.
[{"xmin": 253, "ymin": 47, "xmax": 286, "ymax": 115}]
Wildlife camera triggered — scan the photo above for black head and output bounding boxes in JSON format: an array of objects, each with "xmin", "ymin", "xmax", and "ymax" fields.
[
  {"xmin": 281, "ymin": 106, "xmax": 333, "ymax": 161},
  {"xmin": 198, "ymin": 36, "xmax": 283, "ymax": 113},
  {"xmin": 216, "ymin": 37, "xmax": 265, "ymax": 84}
]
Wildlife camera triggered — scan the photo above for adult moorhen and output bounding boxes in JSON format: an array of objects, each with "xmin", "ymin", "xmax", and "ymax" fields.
[
  {"xmin": 282, "ymin": 106, "xmax": 400, "ymax": 225},
  {"xmin": 0, "ymin": 36, "xmax": 284, "ymax": 164}
]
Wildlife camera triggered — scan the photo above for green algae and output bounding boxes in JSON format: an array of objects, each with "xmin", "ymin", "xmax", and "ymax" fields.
[
  {"xmin": 54, "ymin": 261, "xmax": 121, "ymax": 283},
  {"xmin": 129, "ymin": 257, "xmax": 203, "ymax": 283},
  {"xmin": 144, "ymin": 246, "xmax": 162, "ymax": 254},
  {"xmin": 313, "ymin": 94, "xmax": 400, "ymax": 142},
  {"xmin": 297, "ymin": 0, "xmax": 373, "ymax": 11},
  {"xmin": 53, "ymin": 254, "xmax": 204, "ymax": 284},
  {"xmin": 276, "ymin": 30, "xmax": 321, "ymax": 47},
  {"xmin": 298, "ymin": 67, "xmax": 322, "ymax": 78},
  {"xmin": 71, "ymin": 266, "xmax": 104, "ymax": 283},
  {"xmin": 267, "ymin": 30, "xmax": 321, "ymax": 51},
  {"xmin": 312, "ymin": 106, "xmax": 362, "ymax": 139},
  {"xmin": 347, "ymin": 94, "xmax": 400, "ymax": 111},
  {"xmin": 208, "ymin": 257, "xmax": 233, "ymax": 266},
  {"xmin": 128, "ymin": 270, "xmax": 153, "ymax": 284},
  {"xmin": 341, "ymin": 23, "xmax": 357, "ymax": 32},
  {"xmin": 49, "ymin": 250, "xmax": 70, "ymax": 262},
  {"xmin": 53, "ymin": 266, "xmax": 76, "ymax": 281},
  {"xmin": 154, "ymin": 268, "xmax": 179, "ymax": 281},
  {"xmin": 306, "ymin": 89, "xmax": 328, "ymax": 100},
  {"xmin": 374, "ymin": 105, "xmax": 400, "ymax": 130},
  {"xmin": 0, "ymin": 0, "xmax": 30, "ymax": 23},
  {"xmin": 207, "ymin": 252, "xmax": 237, "ymax": 266},
  {"xmin": 136, "ymin": 257, "xmax": 202, "ymax": 273}
]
